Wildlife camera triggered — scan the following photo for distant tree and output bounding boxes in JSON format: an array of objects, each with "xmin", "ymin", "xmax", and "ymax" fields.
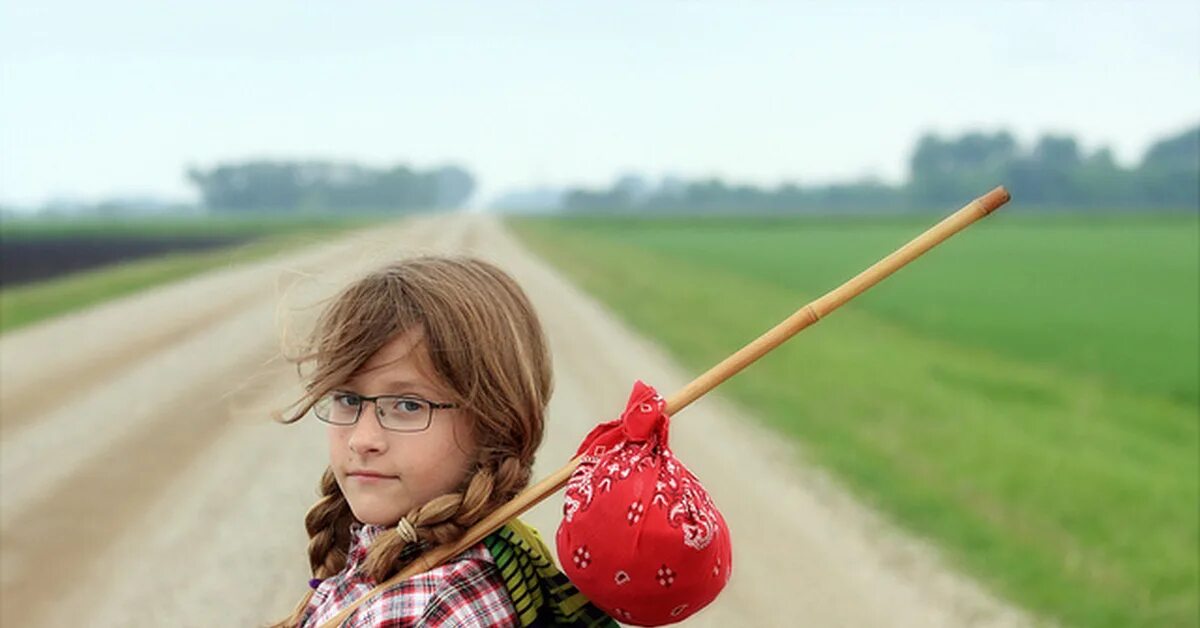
[
  {"xmin": 1138, "ymin": 125, "xmax": 1200, "ymax": 208},
  {"xmin": 186, "ymin": 160, "xmax": 477, "ymax": 213},
  {"xmin": 563, "ymin": 187, "xmax": 634, "ymax": 212},
  {"xmin": 1142, "ymin": 125, "xmax": 1200, "ymax": 169},
  {"xmin": 186, "ymin": 161, "xmax": 304, "ymax": 212},
  {"xmin": 613, "ymin": 173, "xmax": 651, "ymax": 204},
  {"xmin": 1071, "ymin": 146, "xmax": 1137, "ymax": 206},
  {"xmin": 909, "ymin": 130, "xmax": 1017, "ymax": 206},
  {"xmin": 432, "ymin": 166, "xmax": 476, "ymax": 208}
]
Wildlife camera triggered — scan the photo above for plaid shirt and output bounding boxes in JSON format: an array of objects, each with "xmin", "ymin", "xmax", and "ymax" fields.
[{"xmin": 301, "ymin": 521, "xmax": 519, "ymax": 627}]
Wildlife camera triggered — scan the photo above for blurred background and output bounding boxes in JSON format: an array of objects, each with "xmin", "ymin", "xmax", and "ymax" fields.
[{"xmin": 1, "ymin": 2, "xmax": 1197, "ymax": 627}]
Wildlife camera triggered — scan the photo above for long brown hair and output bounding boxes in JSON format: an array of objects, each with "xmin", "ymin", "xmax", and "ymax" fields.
[{"xmin": 269, "ymin": 254, "xmax": 552, "ymax": 627}]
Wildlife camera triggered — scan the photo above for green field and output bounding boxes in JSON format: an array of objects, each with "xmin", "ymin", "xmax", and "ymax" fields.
[
  {"xmin": 507, "ymin": 211, "xmax": 1199, "ymax": 628},
  {"xmin": 0, "ymin": 213, "xmax": 384, "ymax": 333}
]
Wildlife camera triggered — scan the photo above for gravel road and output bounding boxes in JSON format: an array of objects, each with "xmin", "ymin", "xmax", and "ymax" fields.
[{"xmin": 0, "ymin": 212, "xmax": 1034, "ymax": 627}]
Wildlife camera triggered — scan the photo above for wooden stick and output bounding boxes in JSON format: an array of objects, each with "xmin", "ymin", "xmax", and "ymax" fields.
[{"xmin": 318, "ymin": 185, "xmax": 1011, "ymax": 628}]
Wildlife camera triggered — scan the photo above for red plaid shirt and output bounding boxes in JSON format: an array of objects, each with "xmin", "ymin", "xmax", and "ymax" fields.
[{"xmin": 301, "ymin": 521, "xmax": 518, "ymax": 627}]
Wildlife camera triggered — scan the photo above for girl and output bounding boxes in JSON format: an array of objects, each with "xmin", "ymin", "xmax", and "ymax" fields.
[{"xmin": 270, "ymin": 255, "xmax": 616, "ymax": 627}]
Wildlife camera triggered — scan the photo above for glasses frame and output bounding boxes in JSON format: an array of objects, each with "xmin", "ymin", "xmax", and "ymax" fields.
[{"xmin": 313, "ymin": 390, "xmax": 459, "ymax": 433}]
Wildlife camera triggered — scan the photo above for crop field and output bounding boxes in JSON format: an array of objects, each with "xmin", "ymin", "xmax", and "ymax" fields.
[
  {"xmin": 507, "ymin": 211, "xmax": 1199, "ymax": 628},
  {"xmin": 0, "ymin": 214, "xmax": 379, "ymax": 284},
  {"xmin": 1, "ymin": 235, "xmax": 256, "ymax": 286},
  {"xmin": 0, "ymin": 213, "xmax": 382, "ymax": 332}
]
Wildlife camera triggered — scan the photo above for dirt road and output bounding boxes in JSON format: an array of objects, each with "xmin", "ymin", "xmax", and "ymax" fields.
[{"xmin": 0, "ymin": 212, "xmax": 1034, "ymax": 627}]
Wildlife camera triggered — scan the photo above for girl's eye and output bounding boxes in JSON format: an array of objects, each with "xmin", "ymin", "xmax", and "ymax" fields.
[
  {"xmin": 392, "ymin": 399, "xmax": 424, "ymax": 414},
  {"xmin": 333, "ymin": 393, "xmax": 361, "ymax": 407}
]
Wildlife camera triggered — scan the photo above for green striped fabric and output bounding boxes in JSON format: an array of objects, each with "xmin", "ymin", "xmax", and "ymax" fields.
[{"xmin": 482, "ymin": 519, "xmax": 619, "ymax": 627}]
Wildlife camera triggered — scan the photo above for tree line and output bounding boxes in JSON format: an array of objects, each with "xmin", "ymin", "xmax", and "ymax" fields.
[
  {"xmin": 563, "ymin": 124, "xmax": 1199, "ymax": 213},
  {"xmin": 186, "ymin": 160, "xmax": 476, "ymax": 213}
]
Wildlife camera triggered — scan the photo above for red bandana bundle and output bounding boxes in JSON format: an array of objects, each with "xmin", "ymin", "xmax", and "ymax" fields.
[{"xmin": 556, "ymin": 380, "xmax": 733, "ymax": 626}]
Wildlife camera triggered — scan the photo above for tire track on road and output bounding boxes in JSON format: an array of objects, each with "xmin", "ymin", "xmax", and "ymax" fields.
[{"xmin": 0, "ymin": 349, "xmax": 294, "ymax": 628}]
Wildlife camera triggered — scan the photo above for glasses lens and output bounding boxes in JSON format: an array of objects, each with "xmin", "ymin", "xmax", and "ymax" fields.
[
  {"xmin": 377, "ymin": 397, "xmax": 431, "ymax": 431},
  {"xmin": 316, "ymin": 392, "xmax": 361, "ymax": 424}
]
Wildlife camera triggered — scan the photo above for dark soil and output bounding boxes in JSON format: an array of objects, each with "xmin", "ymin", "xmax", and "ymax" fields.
[{"xmin": 0, "ymin": 235, "xmax": 255, "ymax": 287}]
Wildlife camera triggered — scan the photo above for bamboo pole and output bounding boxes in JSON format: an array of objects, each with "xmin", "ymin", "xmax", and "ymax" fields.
[{"xmin": 318, "ymin": 185, "xmax": 1012, "ymax": 628}]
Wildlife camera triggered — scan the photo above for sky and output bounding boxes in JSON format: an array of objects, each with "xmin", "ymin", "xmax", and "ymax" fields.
[{"xmin": 2, "ymin": 1, "xmax": 1198, "ymax": 209}]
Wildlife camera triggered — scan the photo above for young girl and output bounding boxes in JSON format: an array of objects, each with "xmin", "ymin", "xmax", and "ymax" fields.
[{"xmin": 270, "ymin": 255, "xmax": 616, "ymax": 627}]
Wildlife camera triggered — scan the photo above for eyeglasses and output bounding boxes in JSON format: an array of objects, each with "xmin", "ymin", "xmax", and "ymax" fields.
[{"xmin": 312, "ymin": 390, "xmax": 459, "ymax": 433}]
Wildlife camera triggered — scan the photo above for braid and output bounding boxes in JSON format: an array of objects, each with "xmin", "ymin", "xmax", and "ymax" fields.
[
  {"xmin": 268, "ymin": 467, "xmax": 354, "ymax": 628},
  {"xmin": 306, "ymin": 468, "xmax": 356, "ymax": 578},
  {"xmin": 361, "ymin": 455, "xmax": 532, "ymax": 582}
]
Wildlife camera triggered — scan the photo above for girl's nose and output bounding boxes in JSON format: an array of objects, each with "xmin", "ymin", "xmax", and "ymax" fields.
[{"xmin": 347, "ymin": 400, "xmax": 389, "ymax": 455}]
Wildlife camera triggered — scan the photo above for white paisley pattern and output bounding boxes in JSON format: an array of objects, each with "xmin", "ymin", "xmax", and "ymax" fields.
[{"xmin": 562, "ymin": 439, "xmax": 720, "ymax": 551}]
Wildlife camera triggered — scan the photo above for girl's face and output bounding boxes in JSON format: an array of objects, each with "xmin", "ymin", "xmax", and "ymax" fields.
[{"xmin": 327, "ymin": 327, "xmax": 477, "ymax": 526}]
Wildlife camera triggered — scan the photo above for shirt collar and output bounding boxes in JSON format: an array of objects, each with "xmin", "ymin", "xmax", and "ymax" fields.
[
  {"xmin": 350, "ymin": 520, "xmax": 387, "ymax": 544},
  {"xmin": 347, "ymin": 520, "xmax": 389, "ymax": 565}
]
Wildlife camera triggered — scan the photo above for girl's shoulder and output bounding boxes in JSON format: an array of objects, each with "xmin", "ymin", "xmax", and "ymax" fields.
[{"xmin": 310, "ymin": 542, "xmax": 519, "ymax": 628}]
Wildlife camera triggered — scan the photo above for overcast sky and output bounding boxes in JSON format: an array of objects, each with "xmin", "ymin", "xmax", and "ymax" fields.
[{"xmin": 2, "ymin": 0, "xmax": 1197, "ymax": 209}]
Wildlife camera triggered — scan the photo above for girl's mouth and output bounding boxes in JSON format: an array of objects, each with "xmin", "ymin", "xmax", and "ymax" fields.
[{"xmin": 348, "ymin": 471, "xmax": 396, "ymax": 482}]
